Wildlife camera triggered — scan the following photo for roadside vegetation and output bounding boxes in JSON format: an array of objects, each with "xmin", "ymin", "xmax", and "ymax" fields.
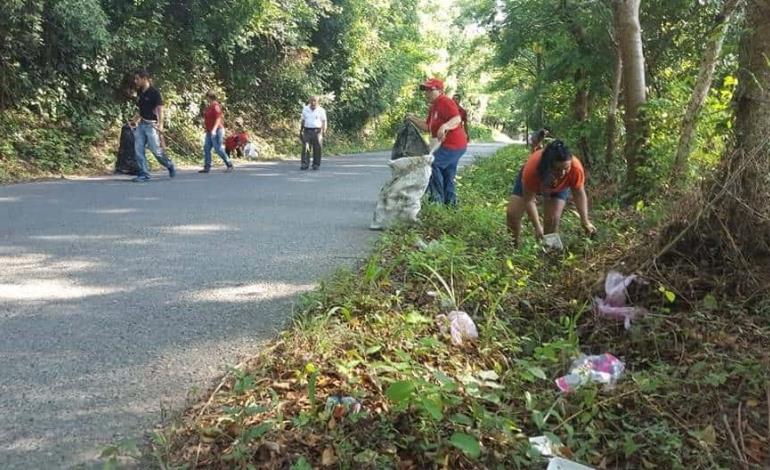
[
  {"xmin": 146, "ymin": 146, "xmax": 770, "ymax": 468},
  {"xmin": 6, "ymin": 0, "xmax": 770, "ymax": 467}
]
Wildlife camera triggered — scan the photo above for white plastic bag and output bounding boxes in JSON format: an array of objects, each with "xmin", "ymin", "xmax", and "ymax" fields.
[
  {"xmin": 370, "ymin": 154, "xmax": 434, "ymax": 230},
  {"xmin": 437, "ymin": 310, "xmax": 478, "ymax": 346},
  {"xmin": 547, "ymin": 457, "xmax": 595, "ymax": 470},
  {"xmin": 543, "ymin": 233, "xmax": 564, "ymax": 251},
  {"xmin": 243, "ymin": 142, "xmax": 258, "ymax": 159}
]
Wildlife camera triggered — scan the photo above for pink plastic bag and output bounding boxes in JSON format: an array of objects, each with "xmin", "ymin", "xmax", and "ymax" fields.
[
  {"xmin": 555, "ymin": 353, "xmax": 625, "ymax": 393},
  {"xmin": 594, "ymin": 271, "xmax": 648, "ymax": 329}
]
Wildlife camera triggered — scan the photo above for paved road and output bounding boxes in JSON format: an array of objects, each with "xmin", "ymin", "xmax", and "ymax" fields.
[{"xmin": 0, "ymin": 143, "xmax": 506, "ymax": 468}]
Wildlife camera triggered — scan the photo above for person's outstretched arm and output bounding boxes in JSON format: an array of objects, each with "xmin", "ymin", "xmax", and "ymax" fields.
[
  {"xmin": 572, "ymin": 187, "xmax": 596, "ymax": 235},
  {"xmin": 156, "ymin": 106, "xmax": 164, "ymax": 131},
  {"xmin": 523, "ymin": 190, "xmax": 544, "ymax": 239},
  {"xmin": 406, "ymin": 114, "xmax": 429, "ymax": 132}
]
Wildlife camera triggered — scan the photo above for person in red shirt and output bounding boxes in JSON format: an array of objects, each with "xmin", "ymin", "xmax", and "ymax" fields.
[
  {"xmin": 529, "ymin": 128, "xmax": 551, "ymax": 152},
  {"xmin": 452, "ymin": 94, "xmax": 470, "ymax": 142},
  {"xmin": 200, "ymin": 91, "xmax": 234, "ymax": 173},
  {"xmin": 506, "ymin": 139, "xmax": 596, "ymax": 247},
  {"xmin": 225, "ymin": 118, "xmax": 249, "ymax": 158},
  {"xmin": 407, "ymin": 78, "xmax": 468, "ymax": 205}
]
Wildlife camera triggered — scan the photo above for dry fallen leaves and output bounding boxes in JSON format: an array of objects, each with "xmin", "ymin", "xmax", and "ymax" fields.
[{"xmin": 322, "ymin": 447, "xmax": 337, "ymax": 466}]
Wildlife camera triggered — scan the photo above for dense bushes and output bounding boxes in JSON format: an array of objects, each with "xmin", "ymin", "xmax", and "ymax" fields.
[
  {"xmin": 459, "ymin": 0, "xmax": 741, "ymax": 193},
  {"xmin": 0, "ymin": 0, "xmax": 428, "ymax": 179}
]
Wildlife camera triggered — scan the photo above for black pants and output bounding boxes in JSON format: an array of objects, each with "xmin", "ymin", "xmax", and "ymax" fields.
[{"xmin": 301, "ymin": 128, "xmax": 322, "ymax": 168}]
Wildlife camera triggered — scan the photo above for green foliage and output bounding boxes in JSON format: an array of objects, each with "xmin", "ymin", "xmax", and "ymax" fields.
[
  {"xmin": 468, "ymin": 124, "xmax": 494, "ymax": 141},
  {"xmin": 150, "ymin": 145, "xmax": 769, "ymax": 468},
  {"xmin": 0, "ymin": 109, "xmax": 101, "ymax": 174},
  {"xmin": 0, "ymin": 0, "xmax": 428, "ymax": 179},
  {"xmin": 449, "ymin": 432, "xmax": 481, "ymax": 458},
  {"xmin": 313, "ymin": 0, "xmax": 427, "ymax": 133},
  {"xmin": 470, "ymin": 0, "xmax": 739, "ymax": 192}
]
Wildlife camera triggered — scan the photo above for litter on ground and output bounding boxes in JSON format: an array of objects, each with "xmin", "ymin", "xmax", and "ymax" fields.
[{"xmin": 594, "ymin": 271, "xmax": 649, "ymax": 329}]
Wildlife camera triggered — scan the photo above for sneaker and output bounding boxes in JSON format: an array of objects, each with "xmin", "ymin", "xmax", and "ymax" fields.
[
  {"xmin": 312, "ymin": 166, "xmax": 320, "ymax": 171},
  {"xmin": 300, "ymin": 165, "xmax": 309, "ymax": 171},
  {"xmin": 198, "ymin": 168, "xmax": 210, "ymax": 173},
  {"xmin": 132, "ymin": 175, "xmax": 151, "ymax": 182},
  {"xmin": 225, "ymin": 165, "xmax": 234, "ymax": 173},
  {"xmin": 168, "ymin": 165, "xmax": 176, "ymax": 178}
]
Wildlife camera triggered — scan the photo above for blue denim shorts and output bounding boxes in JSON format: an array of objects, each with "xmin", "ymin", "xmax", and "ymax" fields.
[{"xmin": 511, "ymin": 168, "xmax": 571, "ymax": 201}]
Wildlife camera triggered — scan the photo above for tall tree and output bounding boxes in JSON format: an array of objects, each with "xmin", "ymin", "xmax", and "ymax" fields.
[
  {"xmin": 613, "ymin": 0, "xmax": 647, "ymax": 185},
  {"xmin": 716, "ymin": 0, "xmax": 770, "ymax": 254},
  {"xmin": 561, "ymin": 0, "xmax": 593, "ymax": 166},
  {"xmin": 605, "ymin": 42, "xmax": 623, "ymax": 166},
  {"xmin": 671, "ymin": 0, "xmax": 742, "ymax": 178}
]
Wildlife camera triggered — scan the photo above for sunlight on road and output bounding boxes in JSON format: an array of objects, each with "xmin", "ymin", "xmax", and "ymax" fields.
[
  {"xmin": 0, "ymin": 280, "xmax": 123, "ymax": 302},
  {"xmin": 159, "ymin": 224, "xmax": 235, "ymax": 234},
  {"xmin": 184, "ymin": 282, "xmax": 315, "ymax": 303}
]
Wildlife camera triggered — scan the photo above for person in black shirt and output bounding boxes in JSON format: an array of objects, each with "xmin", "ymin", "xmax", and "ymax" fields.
[{"xmin": 129, "ymin": 69, "xmax": 176, "ymax": 182}]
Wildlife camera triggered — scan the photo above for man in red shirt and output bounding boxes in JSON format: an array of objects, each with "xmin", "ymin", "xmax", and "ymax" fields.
[
  {"xmin": 225, "ymin": 118, "xmax": 249, "ymax": 158},
  {"xmin": 407, "ymin": 78, "xmax": 468, "ymax": 205},
  {"xmin": 200, "ymin": 91, "xmax": 234, "ymax": 173}
]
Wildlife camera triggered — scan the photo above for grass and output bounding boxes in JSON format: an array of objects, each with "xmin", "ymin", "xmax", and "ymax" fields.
[{"xmin": 143, "ymin": 145, "xmax": 769, "ymax": 469}]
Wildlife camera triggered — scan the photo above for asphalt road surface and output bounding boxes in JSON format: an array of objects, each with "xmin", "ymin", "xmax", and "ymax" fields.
[{"xmin": 0, "ymin": 143, "xmax": 506, "ymax": 468}]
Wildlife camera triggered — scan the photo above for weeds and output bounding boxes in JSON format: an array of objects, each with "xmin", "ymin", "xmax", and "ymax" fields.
[{"xmin": 150, "ymin": 145, "xmax": 770, "ymax": 468}]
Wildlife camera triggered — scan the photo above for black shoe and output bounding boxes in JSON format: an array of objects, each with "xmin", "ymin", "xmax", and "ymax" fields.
[
  {"xmin": 312, "ymin": 166, "xmax": 320, "ymax": 170},
  {"xmin": 198, "ymin": 168, "xmax": 210, "ymax": 173},
  {"xmin": 300, "ymin": 165, "xmax": 309, "ymax": 170}
]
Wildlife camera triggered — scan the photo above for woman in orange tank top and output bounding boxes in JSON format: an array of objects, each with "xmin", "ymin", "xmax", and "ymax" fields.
[{"xmin": 506, "ymin": 140, "xmax": 596, "ymax": 247}]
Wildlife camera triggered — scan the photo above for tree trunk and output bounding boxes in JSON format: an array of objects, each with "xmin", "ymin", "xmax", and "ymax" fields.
[
  {"xmin": 532, "ymin": 50, "xmax": 545, "ymax": 130},
  {"xmin": 563, "ymin": 1, "xmax": 592, "ymax": 166},
  {"xmin": 613, "ymin": 0, "xmax": 647, "ymax": 186},
  {"xmin": 718, "ymin": 0, "xmax": 770, "ymax": 254},
  {"xmin": 605, "ymin": 47, "xmax": 623, "ymax": 166},
  {"xmin": 574, "ymin": 69, "xmax": 591, "ymax": 167},
  {"xmin": 671, "ymin": 0, "xmax": 742, "ymax": 178}
]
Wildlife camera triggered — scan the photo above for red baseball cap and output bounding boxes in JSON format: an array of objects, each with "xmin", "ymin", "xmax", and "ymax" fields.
[{"xmin": 419, "ymin": 78, "xmax": 444, "ymax": 91}]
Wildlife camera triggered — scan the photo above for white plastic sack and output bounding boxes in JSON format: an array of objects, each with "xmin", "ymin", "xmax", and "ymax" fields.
[
  {"xmin": 436, "ymin": 310, "xmax": 478, "ymax": 346},
  {"xmin": 243, "ymin": 142, "xmax": 258, "ymax": 159},
  {"xmin": 370, "ymin": 154, "xmax": 434, "ymax": 230}
]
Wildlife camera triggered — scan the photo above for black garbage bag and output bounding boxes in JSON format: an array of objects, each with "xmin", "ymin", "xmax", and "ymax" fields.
[
  {"xmin": 391, "ymin": 120, "xmax": 430, "ymax": 160},
  {"xmin": 115, "ymin": 124, "xmax": 141, "ymax": 175}
]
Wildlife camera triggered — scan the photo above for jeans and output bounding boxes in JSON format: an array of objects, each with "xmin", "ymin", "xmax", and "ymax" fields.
[
  {"xmin": 301, "ymin": 128, "xmax": 323, "ymax": 168},
  {"xmin": 204, "ymin": 127, "xmax": 232, "ymax": 169},
  {"xmin": 428, "ymin": 146, "xmax": 466, "ymax": 205},
  {"xmin": 133, "ymin": 121, "xmax": 174, "ymax": 177}
]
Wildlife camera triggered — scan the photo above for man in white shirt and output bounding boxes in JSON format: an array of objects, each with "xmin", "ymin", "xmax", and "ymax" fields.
[{"xmin": 300, "ymin": 96, "xmax": 327, "ymax": 170}]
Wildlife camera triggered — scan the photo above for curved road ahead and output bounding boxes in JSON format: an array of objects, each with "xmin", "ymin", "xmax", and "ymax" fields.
[{"xmin": 0, "ymin": 143, "xmax": 505, "ymax": 468}]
